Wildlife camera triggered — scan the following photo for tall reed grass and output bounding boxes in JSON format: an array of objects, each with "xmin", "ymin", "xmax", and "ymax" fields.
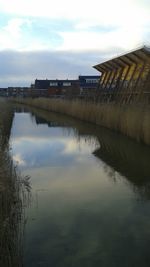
[
  {"xmin": 0, "ymin": 98, "xmax": 30, "ymax": 266},
  {"xmin": 13, "ymin": 97, "xmax": 150, "ymax": 145}
]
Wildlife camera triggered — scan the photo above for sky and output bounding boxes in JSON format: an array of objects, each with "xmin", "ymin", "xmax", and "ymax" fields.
[{"xmin": 0, "ymin": 0, "xmax": 150, "ymax": 87}]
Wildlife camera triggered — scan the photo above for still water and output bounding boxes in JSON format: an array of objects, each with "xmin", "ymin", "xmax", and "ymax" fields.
[{"xmin": 10, "ymin": 107, "xmax": 150, "ymax": 267}]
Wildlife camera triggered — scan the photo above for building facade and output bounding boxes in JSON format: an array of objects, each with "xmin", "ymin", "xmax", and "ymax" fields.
[
  {"xmin": 93, "ymin": 46, "xmax": 150, "ymax": 104},
  {"xmin": 34, "ymin": 79, "xmax": 80, "ymax": 98},
  {"xmin": 0, "ymin": 75, "xmax": 100, "ymax": 98},
  {"xmin": 34, "ymin": 76, "xmax": 100, "ymax": 98},
  {"xmin": 79, "ymin": 75, "xmax": 100, "ymax": 98}
]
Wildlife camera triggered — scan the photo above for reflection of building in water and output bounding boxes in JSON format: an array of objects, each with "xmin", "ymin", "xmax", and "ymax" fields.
[
  {"xmin": 14, "ymin": 106, "xmax": 68, "ymax": 127},
  {"xmin": 94, "ymin": 46, "xmax": 150, "ymax": 104},
  {"xmin": 92, "ymin": 127, "xmax": 150, "ymax": 199},
  {"xmin": 21, "ymin": 105, "xmax": 150, "ymax": 201},
  {"xmin": 35, "ymin": 115, "xmax": 67, "ymax": 127},
  {"xmin": 14, "ymin": 106, "xmax": 30, "ymax": 113}
]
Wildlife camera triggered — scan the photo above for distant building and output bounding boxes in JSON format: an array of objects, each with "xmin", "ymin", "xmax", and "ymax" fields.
[
  {"xmin": 34, "ymin": 76, "xmax": 100, "ymax": 98},
  {"xmin": 0, "ymin": 75, "xmax": 100, "ymax": 99},
  {"xmin": 79, "ymin": 75, "xmax": 100, "ymax": 98},
  {"xmin": 48, "ymin": 79, "xmax": 80, "ymax": 98},
  {"xmin": 0, "ymin": 87, "xmax": 31, "ymax": 97},
  {"xmin": 0, "ymin": 88, "xmax": 7, "ymax": 97},
  {"xmin": 34, "ymin": 79, "xmax": 80, "ymax": 98}
]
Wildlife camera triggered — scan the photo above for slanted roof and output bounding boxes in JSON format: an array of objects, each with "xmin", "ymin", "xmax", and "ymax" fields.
[{"xmin": 93, "ymin": 46, "xmax": 150, "ymax": 73}]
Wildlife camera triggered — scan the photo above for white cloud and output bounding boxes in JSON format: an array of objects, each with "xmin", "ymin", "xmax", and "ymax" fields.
[
  {"xmin": 4, "ymin": 18, "xmax": 24, "ymax": 38},
  {"xmin": 0, "ymin": 0, "xmax": 149, "ymax": 83},
  {"xmin": 58, "ymin": 25, "xmax": 143, "ymax": 52},
  {"xmin": 0, "ymin": 0, "xmax": 149, "ymax": 24},
  {"xmin": 0, "ymin": 0, "xmax": 150, "ymax": 52},
  {"xmin": 0, "ymin": 18, "xmax": 30, "ymax": 50}
]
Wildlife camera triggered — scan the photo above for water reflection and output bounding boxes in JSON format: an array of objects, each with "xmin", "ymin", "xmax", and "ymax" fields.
[
  {"xmin": 17, "ymin": 106, "xmax": 150, "ymax": 200},
  {"xmin": 10, "ymin": 106, "xmax": 150, "ymax": 267},
  {"xmin": 11, "ymin": 112, "xmax": 98, "ymax": 171},
  {"xmin": 0, "ymin": 103, "xmax": 30, "ymax": 267},
  {"xmin": 93, "ymin": 128, "xmax": 150, "ymax": 200}
]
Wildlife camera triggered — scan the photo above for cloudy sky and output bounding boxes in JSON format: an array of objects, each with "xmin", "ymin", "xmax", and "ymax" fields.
[{"xmin": 0, "ymin": 0, "xmax": 150, "ymax": 87}]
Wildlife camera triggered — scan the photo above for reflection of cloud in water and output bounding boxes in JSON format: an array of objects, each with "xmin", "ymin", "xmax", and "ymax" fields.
[
  {"xmin": 13, "ymin": 153, "xmax": 26, "ymax": 166},
  {"xmin": 11, "ymin": 113, "xmax": 73, "ymax": 139},
  {"xmin": 28, "ymin": 163, "xmax": 127, "ymax": 214},
  {"xmin": 62, "ymin": 138, "xmax": 99, "ymax": 155},
  {"xmin": 11, "ymin": 109, "xmax": 150, "ymax": 266},
  {"xmin": 12, "ymin": 135, "xmax": 99, "ymax": 170}
]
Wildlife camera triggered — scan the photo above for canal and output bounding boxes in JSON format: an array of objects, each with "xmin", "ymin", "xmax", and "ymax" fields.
[{"xmin": 10, "ymin": 106, "xmax": 150, "ymax": 267}]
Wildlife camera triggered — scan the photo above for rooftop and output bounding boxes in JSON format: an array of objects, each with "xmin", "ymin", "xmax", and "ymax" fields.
[{"xmin": 93, "ymin": 46, "xmax": 150, "ymax": 73}]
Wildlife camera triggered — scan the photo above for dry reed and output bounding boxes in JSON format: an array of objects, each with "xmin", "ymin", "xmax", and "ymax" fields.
[
  {"xmin": 0, "ymin": 98, "xmax": 30, "ymax": 266},
  {"xmin": 13, "ymin": 97, "xmax": 150, "ymax": 145}
]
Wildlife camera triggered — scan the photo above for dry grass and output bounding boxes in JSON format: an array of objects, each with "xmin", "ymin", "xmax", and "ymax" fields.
[
  {"xmin": 0, "ymin": 98, "xmax": 30, "ymax": 266},
  {"xmin": 13, "ymin": 97, "xmax": 150, "ymax": 145}
]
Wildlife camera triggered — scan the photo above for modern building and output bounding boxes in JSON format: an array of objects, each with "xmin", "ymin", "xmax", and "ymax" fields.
[
  {"xmin": 34, "ymin": 79, "xmax": 80, "ymax": 98},
  {"xmin": 79, "ymin": 75, "xmax": 100, "ymax": 98},
  {"xmin": 48, "ymin": 79, "xmax": 80, "ymax": 98},
  {"xmin": 34, "ymin": 76, "xmax": 100, "ymax": 98},
  {"xmin": 0, "ymin": 75, "xmax": 100, "ymax": 98},
  {"xmin": 93, "ymin": 46, "xmax": 150, "ymax": 104}
]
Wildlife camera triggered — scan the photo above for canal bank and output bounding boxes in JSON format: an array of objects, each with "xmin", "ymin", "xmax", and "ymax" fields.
[
  {"xmin": 0, "ymin": 99, "xmax": 30, "ymax": 267},
  {"xmin": 12, "ymin": 98, "xmax": 150, "ymax": 146},
  {"xmin": 0, "ymin": 98, "xmax": 14, "ymax": 142},
  {"xmin": 0, "ymin": 99, "xmax": 22, "ymax": 266}
]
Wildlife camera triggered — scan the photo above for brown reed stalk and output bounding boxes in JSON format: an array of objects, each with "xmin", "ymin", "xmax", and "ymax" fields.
[
  {"xmin": 12, "ymin": 97, "xmax": 150, "ymax": 145},
  {"xmin": 0, "ymin": 98, "xmax": 30, "ymax": 267}
]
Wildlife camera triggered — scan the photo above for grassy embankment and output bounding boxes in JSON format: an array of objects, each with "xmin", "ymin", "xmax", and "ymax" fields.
[
  {"xmin": 0, "ymin": 99, "xmax": 30, "ymax": 266},
  {"xmin": 13, "ymin": 97, "xmax": 150, "ymax": 145}
]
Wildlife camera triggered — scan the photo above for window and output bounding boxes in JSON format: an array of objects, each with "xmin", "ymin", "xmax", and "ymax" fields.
[
  {"xmin": 85, "ymin": 79, "xmax": 99, "ymax": 83},
  {"xmin": 63, "ymin": 82, "xmax": 71, "ymax": 86},
  {"xmin": 50, "ymin": 82, "xmax": 58, "ymax": 86}
]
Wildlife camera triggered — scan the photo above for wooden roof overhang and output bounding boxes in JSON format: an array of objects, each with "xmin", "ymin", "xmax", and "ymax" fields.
[{"xmin": 93, "ymin": 46, "xmax": 150, "ymax": 73}]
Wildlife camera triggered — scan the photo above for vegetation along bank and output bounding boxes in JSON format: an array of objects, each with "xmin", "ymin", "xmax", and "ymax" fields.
[
  {"xmin": 0, "ymin": 99, "xmax": 30, "ymax": 266},
  {"xmin": 12, "ymin": 97, "xmax": 150, "ymax": 146}
]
